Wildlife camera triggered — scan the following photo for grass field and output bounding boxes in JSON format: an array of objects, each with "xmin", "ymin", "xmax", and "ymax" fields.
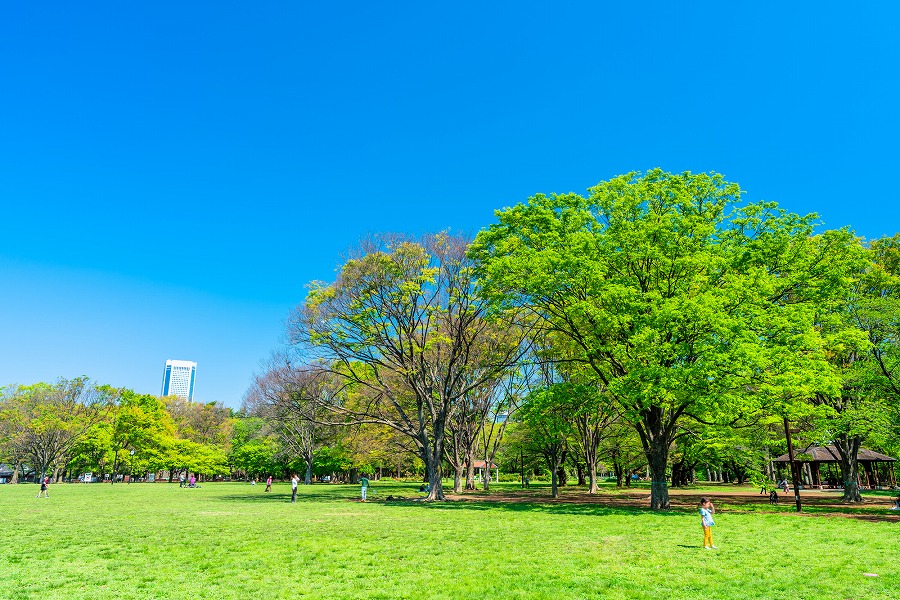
[{"xmin": 2, "ymin": 480, "xmax": 898, "ymax": 599}]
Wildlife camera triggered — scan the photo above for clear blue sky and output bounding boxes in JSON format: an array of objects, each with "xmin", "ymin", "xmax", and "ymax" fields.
[{"xmin": 2, "ymin": 2, "xmax": 898, "ymax": 407}]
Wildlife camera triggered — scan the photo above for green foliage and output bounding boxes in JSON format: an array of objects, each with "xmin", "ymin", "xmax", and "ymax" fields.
[
  {"xmin": 472, "ymin": 170, "xmax": 863, "ymax": 507},
  {"xmin": 310, "ymin": 445, "xmax": 352, "ymax": 475},
  {"xmin": 2, "ymin": 378, "xmax": 115, "ymax": 477},
  {"xmin": 293, "ymin": 233, "xmax": 527, "ymax": 499},
  {"xmin": 230, "ymin": 437, "xmax": 279, "ymax": 477}
]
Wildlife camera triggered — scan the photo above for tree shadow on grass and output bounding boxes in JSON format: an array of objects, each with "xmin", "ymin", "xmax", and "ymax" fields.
[
  {"xmin": 214, "ymin": 483, "xmax": 425, "ymax": 505},
  {"xmin": 376, "ymin": 498, "xmax": 690, "ymax": 518},
  {"xmin": 377, "ymin": 490, "xmax": 900, "ymax": 522},
  {"xmin": 216, "ymin": 491, "xmax": 352, "ymax": 504},
  {"xmin": 212, "ymin": 484, "xmax": 900, "ymax": 522}
]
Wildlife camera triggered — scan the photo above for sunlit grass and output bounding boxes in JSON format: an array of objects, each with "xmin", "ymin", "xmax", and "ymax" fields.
[{"xmin": 2, "ymin": 480, "xmax": 897, "ymax": 599}]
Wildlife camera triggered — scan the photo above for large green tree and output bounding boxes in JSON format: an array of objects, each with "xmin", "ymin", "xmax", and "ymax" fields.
[
  {"xmin": 811, "ymin": 234, "xmax": 900, "ymax": 501},
  {"xmin": 10, "ymin": 378, "xmax": 116, "ymax": 481},
  {"xmin": 291, "ymin": 233, "xmax": 526, "ymax": 500},
  {"xmin": 472, "ymin": 170, "xmax": 855, "ymax": 509},
  {"xmin": 517, "ymin": 367, "xmax": 574, "ymax": 499},
  {"xmin": 110, "ymin": 390, "xmax": 174, "ymax": 483}
]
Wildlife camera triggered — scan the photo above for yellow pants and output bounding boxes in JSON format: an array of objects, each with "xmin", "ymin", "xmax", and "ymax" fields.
[{"xmin": 703, "ymin": 526, "xmax": 713, "ymax": 548}]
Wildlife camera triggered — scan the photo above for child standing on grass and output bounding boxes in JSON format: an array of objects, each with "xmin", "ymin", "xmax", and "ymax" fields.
[
  {"xmin": 360, "ymin": 474, "xmax": 370, "ymax": 502},
  {"xmin": 699, "ymin": 497, "xmax": 716, "ymax": 549}
]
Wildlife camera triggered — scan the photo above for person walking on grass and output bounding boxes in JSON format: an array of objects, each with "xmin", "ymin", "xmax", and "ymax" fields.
[
  {"xmin": 700, "ymin": 497, "xmax": 716, "ymax": 549},
  {"xmin": 37, "ymin": 476, "xmax": 50, "ymax": 498},
  {"xmin": 291, "ymin": 474, "xmax": 299, "ymax": 503},
  {"xmin": 360, "ymin": 474, "xmax": 370, "ymax": 502},
  {"xmin": 265, "ymin": 476, "xmax": 272, "ymax": 493}
]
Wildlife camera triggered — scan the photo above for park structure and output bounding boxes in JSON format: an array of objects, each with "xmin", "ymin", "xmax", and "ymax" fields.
[{"xmin": 773, "ymin": 444, "xmax": 897, "ymax": 490}]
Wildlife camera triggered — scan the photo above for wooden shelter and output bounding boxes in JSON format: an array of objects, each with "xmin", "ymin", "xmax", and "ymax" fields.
[
  {"xmin": 772, "ymin": 444, "xmax": 897, "ymax": 489},
  {"xmin": 469, "ymin": 460, "xmax": 500, "ymax": 482}
]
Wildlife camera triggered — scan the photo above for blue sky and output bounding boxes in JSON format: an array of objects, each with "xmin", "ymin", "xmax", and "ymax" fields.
[{"xmin": 2, "ymin": 2, "xmax": 898, "ymax": 407}]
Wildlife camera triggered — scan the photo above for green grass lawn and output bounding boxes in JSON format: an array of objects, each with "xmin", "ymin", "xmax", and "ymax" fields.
[{"xmin": 2, "ymin": 480, "xmax": 897, "ymax": 599}]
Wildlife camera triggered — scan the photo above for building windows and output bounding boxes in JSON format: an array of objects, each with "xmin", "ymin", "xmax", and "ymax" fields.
[{"xmin": 161, "ymin": 359, "xmax": 197, "ymax": 401}]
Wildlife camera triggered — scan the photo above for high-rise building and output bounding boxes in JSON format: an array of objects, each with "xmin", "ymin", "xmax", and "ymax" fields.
[{"xmin": 161, "ymin": 359, "xmax": 197, "ymax": 401}]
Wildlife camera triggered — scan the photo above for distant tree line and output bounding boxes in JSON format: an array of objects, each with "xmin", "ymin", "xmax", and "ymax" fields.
[{"xmin": 0, "ymin": 380, "xmax": 234, "ymax": 484}]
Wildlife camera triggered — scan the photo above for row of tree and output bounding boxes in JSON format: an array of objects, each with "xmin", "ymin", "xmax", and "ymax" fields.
[
  {"xmin": 0, "ymin": 378, "xmax": 420, "ymax": 485},
  {"xmin": 0, "ymin": 372, "xmax": 828, "ymax": 495},
  {"xmin": 4, "ymin": 171, "xmax": 898, "ymax": 508},
  {"xmin": 250, "ymin": 170, "xmax": 900, "ymax": 508},
  {"xmin": 0, "ymin": 380, "xmax": 232, "ymax": 483}
]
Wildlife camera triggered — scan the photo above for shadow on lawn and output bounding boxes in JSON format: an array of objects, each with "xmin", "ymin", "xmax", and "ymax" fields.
[
  {"xmin": 372, "ymin": 495, "xmax": 690, "ymax": 518},
  {"xmin": 382, "ymin": 488, "xmax": 900, "ymax": 522},
  {"xmin": 212, "ymin": 484, "xmax": 900, "ymax": 522},
  {"xmin": 216, "ymin": 491, "xmax": 352, "ymax": 503},
  {"xmin": 215, "ymin": 483, "xmax": 429, "ymax": 504},
  {"xmin": 211, "ymin": 487, "xmax": 672, "ymax": 517}
]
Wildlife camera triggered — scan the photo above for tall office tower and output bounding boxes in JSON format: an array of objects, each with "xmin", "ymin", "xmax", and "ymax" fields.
[{"xmin": 161, "ymin": 360, "xmax": 197, "ymax": 401}]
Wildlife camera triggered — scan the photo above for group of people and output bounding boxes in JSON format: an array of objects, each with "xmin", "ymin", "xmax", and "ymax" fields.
[
  {"xmin": 178, "ymin": 474, "xmax": 198, "ymax": 488},
  {"xmin": 257, "ymin": 473, "xmax": 373, "ymax": 502},
  {"xmin": 252, "ymin": 475, "xmax": 298, "ymax": 500}
]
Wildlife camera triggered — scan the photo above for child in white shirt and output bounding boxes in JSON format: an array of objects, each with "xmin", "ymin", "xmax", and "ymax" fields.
[{"xmin": 699, "ymin": 497, "xmax": 716, "ymax": 549}]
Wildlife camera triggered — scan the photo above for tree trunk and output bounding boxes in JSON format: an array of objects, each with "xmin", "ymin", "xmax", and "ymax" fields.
[
  {"xmin": 465, "ymin": 435, "xmax": 480, "ymax": 491},
  {"xmin": 834, "ymin": 434, "xmax": 863, "ymax": 503},
  {"xmin": 424, "ymin": 434, "xmax": 446, "ymax": 501},
  {"xmin": 574, "ymin": 460, "xmax": 586, "ymax": 486},
  {"xmin": 556, "ymin": 466, "xmax": 567, "ymax": 487},
  {"xmin": 614, "ymin": 465, "xmax": 623, "ymax": 487},
  {"xmin": 582, "ymin": 441, "xmax": 598, "ymax": 493},
  {"xmin": 550, "ymin": 462, "xmax": 559, "ymax": 498},
  {"xmin": 11, "ymin": 463, "xmax": 20, "ymax": 484},
  {"xmin": 465, "ymin": 460, "xmax": 476, "ymax": 491},
  {"xmin": 648, "ymin": 450, "xmax": 670, "ymax": 509},
  {"xmin": 110, "ymin": 450, "xmax": 120, "ymax": 485},
  {"xmin": 671, "ymin": 459, "xmax": 693, "ymax": 487},
  {"xmin": 671, "ymin": 460, "xmax": 681, "ymax": 487},
  {"xmin": 544, "ymin": 446, "xmax": 565, "ymax": 498},
  {"xmin": 449, "ymin": 440, "xmax": 465, "ymax": 493},
  {"xmin": 304, "ymin": 449, "xmax": 313, "ymax": 485},
  {"xmin": 636, "ymin": 405, "xmax": 673, "ymax": 510}
]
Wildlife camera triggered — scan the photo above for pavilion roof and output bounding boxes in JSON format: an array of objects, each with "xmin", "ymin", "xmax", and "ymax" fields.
[
  {"xmin": 468, "ymin": 460, "xmax": 498, "ymax": 469},
  {"xmin": 772, "ymin": 444, "xmax": 896, "ymax": 463}
]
